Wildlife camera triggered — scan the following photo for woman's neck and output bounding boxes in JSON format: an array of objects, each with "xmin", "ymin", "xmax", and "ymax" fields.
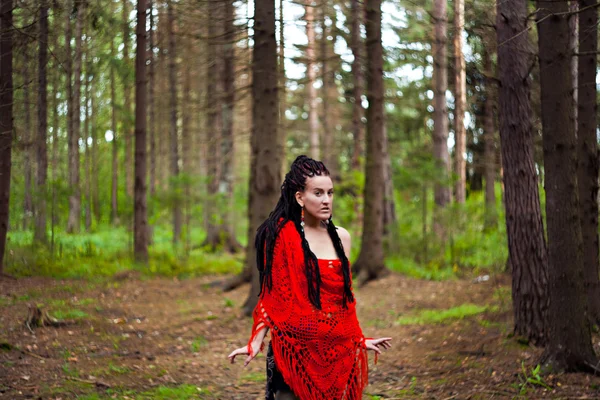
[{"xmin": 303, "ymin": 214, "xmax": 327, "ymax": 230}]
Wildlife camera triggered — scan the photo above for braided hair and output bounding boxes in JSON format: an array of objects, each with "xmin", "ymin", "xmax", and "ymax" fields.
[{"xmin": 255, "ymin": 155, "xmax": 354, "ymax": 309}]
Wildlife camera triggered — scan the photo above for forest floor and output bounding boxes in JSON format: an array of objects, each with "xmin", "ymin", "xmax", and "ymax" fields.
[{"xmin": 1, "ymin": 271, "xmax": 600, "ymax": 399}]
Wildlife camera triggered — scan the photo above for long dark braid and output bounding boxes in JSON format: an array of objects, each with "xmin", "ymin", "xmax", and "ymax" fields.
[{"xmin": 255, "ymin": 155, "xmax": 354, "ymax": 309}]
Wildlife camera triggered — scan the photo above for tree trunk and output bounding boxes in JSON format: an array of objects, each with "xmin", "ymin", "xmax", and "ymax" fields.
[
  {"xmin": 50, "ymin": 3, "xmax": 60, "ymax": 233},
  {"xmin": 278, "ymin": 0, "xmax": 286, "ymax": 173},
  {"xmin": 181, "ymin": 29, "xmax": 192, "ymax": 251},
  {"xmin": 305, "ymin": 0, "xmax": 319, "ymax": 159},
  {"xmin": 123, "ymin": 0, "xmax": 133, "ymax": 198},
  {"xmin": 538, "ymin": 0, "xmax": 597, "ymax": 371},
  {"xmin": 204, "ymin": 0, "xmax": 223, "ymax": 249},
  {"xmin": 0, "ymin": 0, "xmax": 13, "ymax": 275},
  {"xmin": 320, "ymin": 4, "xmax": 340, "ymax": 181},
  {"xmin": 350, "ymin": 0, "xmax": 364, "ymax": 171},
  {"xmin": 167, "ymin": 0, "xmax": 182, "ymax": 245},
  {"xmin": 67, "ymin": 0, "xmax": 84, "ymax": 234},
  {"xmin": 84, "ymin": 56, "xmax": 92, "ymax": 232},
  {"xmin": 352, "ymin": 0, "xmax": 390, "ymax": 286},
  {"xmin": 23, "ymin": 41, "xmax": 33, "ymax": 231},
  {"xmin": 91, "ymin": 73, "xmax": 99, "ymax": 225},
  {"xmin": 110, "ymin": 11, "xmax": 119, "ymax": 225},
  {"xmin": 243, "ymin": 0, "xmax": 281, "ymax": 316},
  {"xmin": 148, "ymin": 0, "xmax": 156, "ymax": 197},
  {"xmin": 496, "ymin": 0, "xmax": 548, "ymax": 345},
  {"xmin": 134, "ymin": 0, "xmax": 148, "ymax": 263},
  {"xmin": 220, "ymin": 0, "xmax": 241, "ymax": 251},
  {"xmin": 578, "ymin": 0, "xmax": 600, "ymax": 324},
  {"xmin": 432, "ymin": 0, "xmax": 451, "ymax": 238},
  {"xmin": 482, "ymin": 46, "xmax": 497, "ymax": 229},
  {"xmin": 453, "ymin": 0, "xmax": 466, "ymax": 204}
]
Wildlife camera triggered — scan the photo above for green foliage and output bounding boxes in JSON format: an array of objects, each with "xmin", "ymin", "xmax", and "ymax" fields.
[
  {"xmin": 5, "ymin": 225, "xmax": 243, "ymax": 279},
  {"xmin": 396, "ymin": 303, "xmax": 489, "ymax": 325},
  {"xmin": 76, "ymin": 384, "xmax": 211, "ymax": 399},
  {"xmin": 190, "ymin": 336, "xmax": 208, "ymax": 353},
  {"xmin": 51, "ymin": 309, "xmax": 89, "ymax": 320},
  {"xmin": 514, "ymin": 362, "xmax": 552, "ymax": 396}
]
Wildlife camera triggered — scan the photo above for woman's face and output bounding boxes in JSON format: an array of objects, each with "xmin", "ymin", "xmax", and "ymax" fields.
[{"xmin": 296, "ymin": 175, "xmax": 334, "ymax": 222}]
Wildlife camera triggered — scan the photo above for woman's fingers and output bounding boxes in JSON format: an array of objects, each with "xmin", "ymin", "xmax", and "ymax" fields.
[{"xmin": 228, "ymin": 347, "xmax": 249, "ymax": 364}]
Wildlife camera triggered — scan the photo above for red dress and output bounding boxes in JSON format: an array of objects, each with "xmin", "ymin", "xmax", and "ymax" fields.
[{"xmin": 248, "ymin": 221, "xmax": 369, "ymax": 400}]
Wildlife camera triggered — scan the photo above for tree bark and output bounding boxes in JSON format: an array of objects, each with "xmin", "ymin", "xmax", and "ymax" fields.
[
  {"xmin": 352, "ymin": 0, "xmax": 390, "ymax": 285},
  {"xmin": 496, "ymin": 0, "xmax": 548, "ymax": 345},
  {"xmin": 538, "ymin": 0, "xmax": 597, "ymax": 371},
  {"xmin": 578, "ymin": 0, "xmax": 600, "ymax": 324},
  {"xmin": 453, "ymin": 0, "xmax": 466, "ymax": 204},
  {"xmin": 84, "ymin": 53, "xmax": 92, "ymax": 232},
  {"xmin": 0, "ymin": 0, "xmax": 13, "ymax": 275},
  {"xmin": 23, "ymin": 40, "xmax": 33, "ymax": 231},
  {"xmin": 220, "ymin": 0, "xmax": 241, "ymax": 251},
  {"xmin": 482, "ymin": 46, "xmax": 497, "ymax": 229},
  {"xmin": 123, "ymin": 0, "xmax": 133, "ymax": 198},
  {"xmin": 320, "ymin": 3, "xmax": 340, "ymax": 181},
  {"xmin": 432, "ymin": 0, "xmax": 451, "ymax": 238},
  {"xmin": 110, "ymin": 5, "xmax": 119, "ymax": 225},
  {"xmin": 243, "ymin": 0, "xmax": 281, "ymax": 316},
  {"xmin": 67, "ymin": 0, "xmax": 85, "ymax": 234},
  {"xmin": 278, "ymin": 0, "xmax": 286, "ymax": 174},
  {"xmin": 167, "ymin": 0, "xmax": 182, "ymax": 245},
  {"xmin": 134, "ymin": 0, "xmax": 148, "ymax": 263},
  {"xmin": 305, "ymin": 0, "xmax": 319, "ymax": 160},
  {"xmin": 350, "ymin": 0, "xmax": 364, "ymax": 171},
  {"xmin": 148, "ymin": 0, "xmax": 156, "ymax": 197},
  {"xmin": 204, "ymin": 0, "xmax": 223, "ymax": 248}
]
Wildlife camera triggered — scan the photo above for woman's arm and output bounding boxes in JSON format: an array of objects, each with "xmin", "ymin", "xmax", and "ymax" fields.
[{"xmin": 336, "ymin": 226, "xmax": 393, "ymax": 360}]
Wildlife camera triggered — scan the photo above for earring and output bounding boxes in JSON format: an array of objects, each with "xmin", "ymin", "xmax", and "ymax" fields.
[{"xmin": 301, "ymin": 206, "xmax": 305, "ymax": 229}]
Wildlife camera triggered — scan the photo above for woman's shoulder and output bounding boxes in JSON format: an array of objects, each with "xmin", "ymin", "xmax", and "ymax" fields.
[{"xmin": 335, "ymin": 226, "xmax": 351, "ymax": 241}]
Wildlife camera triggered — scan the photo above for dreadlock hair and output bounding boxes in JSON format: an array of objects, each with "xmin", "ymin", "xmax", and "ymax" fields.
[{"xmin": 255, "ymin": 155, "xmax": 354, "ymax": 309}]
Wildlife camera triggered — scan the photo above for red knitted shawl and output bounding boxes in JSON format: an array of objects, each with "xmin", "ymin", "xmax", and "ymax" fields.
[{"xmin": 248, "ymin": 220, "xmax": 369, "ymax": 400}]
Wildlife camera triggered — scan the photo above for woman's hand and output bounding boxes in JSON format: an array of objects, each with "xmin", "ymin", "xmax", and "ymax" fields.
[
  {"xmin": 364, "ymin": 337, "xmax": 392, "ymax": 355},
  {"xmin": 228, "ymin": 341, "xmax": 263, "ymax": 367}
]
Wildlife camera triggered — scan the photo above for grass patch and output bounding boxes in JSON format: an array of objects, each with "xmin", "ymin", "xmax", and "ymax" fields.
[
  {"xmin": 76, "ymin": 384, "xmax": 211, "ymax": 399},
  {"xmin": 386, "ymin": 256, "xmax": 455, "ymax": 281},
  {"xmin": 240, "ymin": 372, "xmax": 264, "ymax": 383},
  {"xmin": 397, "ymin": 303, "xmax": 488, "ymax": 325},
  {"xmin": 191, "ymin": 336, "xmax": 208, "ymax": 353},
  {"xmin": 51, "ymin": 309, "xmax": 89, "ymax": 320}
]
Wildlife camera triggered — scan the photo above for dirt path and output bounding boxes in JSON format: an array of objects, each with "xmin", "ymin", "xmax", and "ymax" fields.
[{"xmin": 1, "ymin": 273, "xmax": 599, "ymax": 399}]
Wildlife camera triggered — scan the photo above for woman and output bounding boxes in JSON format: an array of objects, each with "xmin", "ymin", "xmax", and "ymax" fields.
[{"xmin": 228, "ymin": 155, "xmax": 392, "ymax": 400}]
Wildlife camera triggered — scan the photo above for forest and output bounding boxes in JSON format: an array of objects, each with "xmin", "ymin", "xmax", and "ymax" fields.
[{"xmin": 1, "ymin": 0, "xmax": 600, "ymax": 398}]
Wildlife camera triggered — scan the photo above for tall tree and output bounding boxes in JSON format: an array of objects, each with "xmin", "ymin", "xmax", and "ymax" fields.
[
  {"xmin": 305, "ymin": 0, "xmax": 319, "ymax": 159},
  {"xmin": 453, "ymin": 0, "xmax": 466, "ymax": 203},
  {"xmin": 278, "ymin": 0, "xmax": 286, "ymax": 169},
  {"xmin": 482, "ymin": 46, "xmax": 496, "ymax": 229},
  {"xmin": 496, "ymin": 0, "xmax": 548, "ymax": 345},
  {"xmin": 167, "ymin": 0, "xmax": 182, "ymax": 244},
  {"xmin": 0, "ymin": 0, "xmax": 13, "ymax": 275},
  {"xmin": 320, "ymin": 4, "xmax": 340, "ymax": 180},
  {"xmin": 134, "ymin": 0, "xmax": 148, "ymax": 262},
  {"xmin": 219, "ymin": 0, "xmax": 241, "ymax": 251},
  {"xmin": 578, "ymin": 0, "xmax": 600, "ymax": 323},
  {"xmin": 23, "ymin": 40, "xmax": 33, "ymax": 231},
  {"xmin": 538, "ymin": 0, "xmax": 597, "ymax": 370},
  {"xmin": 243, "ymin": 0, "xmax": 281, "ymax": 315},
  {"xmin": 203, "ymin": 0, "xmax": 223, "ymax": 249},
  {"xmin": 123, "ymin": 0, "xmax": 133, "ymax": 197},
  {"xmin": 432, "ymin": 0, "xmax": 451, "ymax": 237},
  {"xmin": 350, "ymin": 0, "xmax": 364, "ymax": 171},
  {"xmin": 67, "ymin": 0, "xmax": 85, "ymax": 233},
  {"xmin": 110, "ymin": 0, "xmax": 119, "ymax": 225},
  {"xmin": 352, "ymin": 0, "xmax": 390, "ymax": 285},
  {"xmin": 148, "ymin": 0, "xmax": 156, "ymax": 196}
]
